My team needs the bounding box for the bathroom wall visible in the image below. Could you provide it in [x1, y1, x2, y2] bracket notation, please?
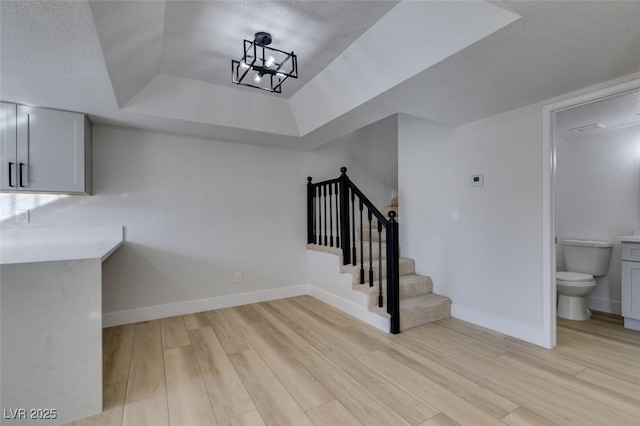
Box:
[555, 123, 640, 314]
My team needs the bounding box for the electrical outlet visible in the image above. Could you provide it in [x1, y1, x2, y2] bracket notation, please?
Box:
[234, 272, 243, 283]
[16, 209, 30, 224]
[451, 209, 460, 222]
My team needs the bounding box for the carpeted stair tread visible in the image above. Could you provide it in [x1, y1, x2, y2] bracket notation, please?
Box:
[343, 257, 415, 285]
[359, 205, 399, 240]
[355, 241, 388, 261]
[399, 293, 451, 331]
[369, 293, 452, 331]
[357, 228, 387, 242]
[307, 196, 451, 333]
[306, 243, 342, 255]
[365, 274, 433, 307]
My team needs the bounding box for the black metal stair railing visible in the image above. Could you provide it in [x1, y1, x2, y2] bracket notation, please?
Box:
[307, 167, 400, 334]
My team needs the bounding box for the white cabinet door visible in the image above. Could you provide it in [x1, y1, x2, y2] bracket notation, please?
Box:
[0, 102, 17, 190]
[622, 260, 640, 320]
[16, 105, 87, 193]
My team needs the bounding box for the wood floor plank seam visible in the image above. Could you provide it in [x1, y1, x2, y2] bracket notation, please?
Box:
[121, 324, 137, 407]
[189, 326, 256, 422]
[186, 329, 225, 425]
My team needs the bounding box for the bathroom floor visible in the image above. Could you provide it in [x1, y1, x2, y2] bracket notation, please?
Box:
[558, 310, 640, 347]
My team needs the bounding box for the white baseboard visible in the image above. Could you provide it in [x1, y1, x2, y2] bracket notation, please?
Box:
[452, 303, 552, 348]
[624, 317, 640, 331]
[309, 286, 390, 332]
[587, 296, 621, 315]
[102, 284, 310, 327]
[102, 282, 391, 332]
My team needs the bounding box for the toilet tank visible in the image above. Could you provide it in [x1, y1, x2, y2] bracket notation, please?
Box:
[562, 239, 613, 276]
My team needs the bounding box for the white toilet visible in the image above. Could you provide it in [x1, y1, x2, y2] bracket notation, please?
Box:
[557, 239, 612, 321]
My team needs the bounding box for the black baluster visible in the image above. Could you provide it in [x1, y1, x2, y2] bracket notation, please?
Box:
[339, 168, 350, 265]
[335, 182, 340, 248]
[359, 199, 364, 284]
[318, 186, 322, 245]
[351, 190, 356, 266]
[323, 184, 328, 246]
[313, 186, 320, 244]
[329, 184, 334, 247]
[307, 178, 315, 244]
[387, 211, 400, 334]
[368, 209, 373, 287]
[378, 221, 383, 308]
[317, 185, 321, 244]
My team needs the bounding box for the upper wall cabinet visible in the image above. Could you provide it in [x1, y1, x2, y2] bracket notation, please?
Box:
[0, 102, 92, 194]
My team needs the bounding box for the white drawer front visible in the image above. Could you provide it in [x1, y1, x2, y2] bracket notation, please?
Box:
[621, 243, 640, 262]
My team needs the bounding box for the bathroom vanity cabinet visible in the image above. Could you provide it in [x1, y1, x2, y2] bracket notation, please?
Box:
[621, 241, 640, 331]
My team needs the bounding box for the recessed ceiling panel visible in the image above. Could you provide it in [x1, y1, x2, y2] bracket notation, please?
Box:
[160, 0, 399, 97]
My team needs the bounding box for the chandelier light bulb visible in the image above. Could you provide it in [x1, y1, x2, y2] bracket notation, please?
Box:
[240, 61, 250, 70]
[265, 55, 276, 68]
[253, 72, 263, 83]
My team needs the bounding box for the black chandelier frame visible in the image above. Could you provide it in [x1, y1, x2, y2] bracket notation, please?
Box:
[231, 32, 298, 94]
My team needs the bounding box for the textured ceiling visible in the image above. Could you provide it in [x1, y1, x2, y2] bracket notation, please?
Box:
[1, 1, 639, 150]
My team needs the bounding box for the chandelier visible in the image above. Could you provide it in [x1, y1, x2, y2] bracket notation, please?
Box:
[231, 32, 298, 94]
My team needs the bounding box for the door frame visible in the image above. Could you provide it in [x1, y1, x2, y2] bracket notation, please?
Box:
[542, 76, 640, 348]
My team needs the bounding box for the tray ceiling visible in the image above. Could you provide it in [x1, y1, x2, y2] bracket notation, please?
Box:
[1, 1, 639, 150]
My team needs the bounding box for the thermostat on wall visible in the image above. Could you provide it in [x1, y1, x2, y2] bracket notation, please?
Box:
[471, 174, 484, 187]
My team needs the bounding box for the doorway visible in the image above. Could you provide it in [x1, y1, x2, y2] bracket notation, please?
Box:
[543, 77, 640, 348]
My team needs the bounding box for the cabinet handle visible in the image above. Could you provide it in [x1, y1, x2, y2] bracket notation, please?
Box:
[19, 162, 25, 187]
[8, 162, 15, 187]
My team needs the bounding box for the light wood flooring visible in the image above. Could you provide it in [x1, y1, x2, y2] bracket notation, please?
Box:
[68, 296, 640, 425]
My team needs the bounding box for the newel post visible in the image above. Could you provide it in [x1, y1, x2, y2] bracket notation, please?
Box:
[339, 167, 351, 265]
[307, 177, 315, 244]
[386, 210, 400, 334]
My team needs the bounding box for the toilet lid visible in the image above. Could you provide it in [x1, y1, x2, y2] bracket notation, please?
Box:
[556, 271, 594, 282]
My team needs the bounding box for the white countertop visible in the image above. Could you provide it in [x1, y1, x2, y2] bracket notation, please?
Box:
[619, 236, 640, 243]
[0, 226, 123, 265]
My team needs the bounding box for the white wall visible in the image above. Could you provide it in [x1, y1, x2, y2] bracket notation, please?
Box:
[310, 114, 398, 208]
[0, 119, 397, 324]
[399, 106, 547, 345]
[556, 124, 640, 314]
[2, 126, 310, 318]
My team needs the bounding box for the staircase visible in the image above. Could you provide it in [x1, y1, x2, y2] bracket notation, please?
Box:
[307, 169, 451, 333]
